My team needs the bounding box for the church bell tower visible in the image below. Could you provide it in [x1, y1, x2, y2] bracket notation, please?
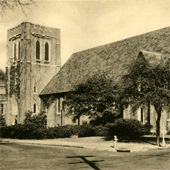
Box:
[6, 22, 61, 125]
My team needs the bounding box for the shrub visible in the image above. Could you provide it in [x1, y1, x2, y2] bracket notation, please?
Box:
[31, 128, 48, 139]
[142, 123, 153, 135]
[46, 125, 95, 138]
[1, 124, 25, 139]
[45, 127, 58, 139]
[93, 125, 108, 136]
[54, 126, 73, 138]
[77, 124, 95, 137]
[3, 117, 148, 139]
[106, 119, 144, 141]
[1, 124, 95, 139]
[24, 111, 47, 129]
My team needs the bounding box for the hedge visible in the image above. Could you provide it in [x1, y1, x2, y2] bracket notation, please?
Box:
[0, 124, 98, 139]
[0, 119, 150, 140]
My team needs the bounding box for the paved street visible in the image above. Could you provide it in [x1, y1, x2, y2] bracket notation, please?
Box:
[0, 142, 170, 170]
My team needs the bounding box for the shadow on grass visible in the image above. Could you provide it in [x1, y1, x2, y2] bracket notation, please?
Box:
[0, 142, 15, 145]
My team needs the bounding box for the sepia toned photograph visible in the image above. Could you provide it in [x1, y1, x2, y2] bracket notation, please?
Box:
[0, 0, 170, 169]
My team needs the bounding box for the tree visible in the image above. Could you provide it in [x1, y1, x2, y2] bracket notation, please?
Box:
[89, 108, 119, 126]
[0, 0, 34, 15]
[120, 56, 169, 146]
[65, 73, 120, 125]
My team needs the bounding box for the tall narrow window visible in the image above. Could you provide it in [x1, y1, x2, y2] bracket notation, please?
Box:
[45, 42, 49, 61]
[147, 102, 150, 124]
[18, 42, 20, 60]
[14, 43, 16, 61]
[0, 104, 4, 115]
[36, 41, 40, 60]
[141, 108, 143, 123]
[58, 98, 60, 112]
[33, 104, 36, 113]
[33, 86, 37, 94]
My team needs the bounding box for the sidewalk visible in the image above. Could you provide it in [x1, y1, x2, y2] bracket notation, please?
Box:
[1, 136, 170, 152]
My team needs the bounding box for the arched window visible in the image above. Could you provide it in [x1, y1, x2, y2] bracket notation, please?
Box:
[14, 43, 16, 61]
[18, 42, 20, 60]
[45, 42, 49, 61]
[36, 41, 40, 60]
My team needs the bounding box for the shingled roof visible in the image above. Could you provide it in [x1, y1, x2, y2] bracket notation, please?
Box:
[40, 27, 170, 95]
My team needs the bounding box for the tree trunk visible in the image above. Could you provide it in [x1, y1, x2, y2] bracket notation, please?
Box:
[156, 108, 161, 146]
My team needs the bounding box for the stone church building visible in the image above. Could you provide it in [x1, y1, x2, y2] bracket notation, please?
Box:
[3, 22, 170, 133]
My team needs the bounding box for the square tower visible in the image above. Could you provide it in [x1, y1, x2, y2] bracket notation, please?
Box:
[6, 22, 61, 125]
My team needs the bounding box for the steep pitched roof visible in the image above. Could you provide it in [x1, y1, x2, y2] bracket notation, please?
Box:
[40, 27, 170, 95]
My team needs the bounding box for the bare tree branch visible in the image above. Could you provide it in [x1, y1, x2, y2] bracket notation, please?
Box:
[0, 0, 35, 16]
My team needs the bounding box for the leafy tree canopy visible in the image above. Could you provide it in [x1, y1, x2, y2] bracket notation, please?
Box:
[121, 56, 170, 145]
[122, 56, 169, 112]
[65, 72, 120, 124]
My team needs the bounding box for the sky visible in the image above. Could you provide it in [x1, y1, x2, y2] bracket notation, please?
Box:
[0, 0, 170, 71]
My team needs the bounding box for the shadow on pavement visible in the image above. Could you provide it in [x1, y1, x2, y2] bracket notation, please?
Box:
[67, 155, 104, 170]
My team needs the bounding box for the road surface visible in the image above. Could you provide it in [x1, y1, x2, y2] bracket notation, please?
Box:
[0, 142, 169, 170]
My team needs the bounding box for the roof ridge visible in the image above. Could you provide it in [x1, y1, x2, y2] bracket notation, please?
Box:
[40, 26, 170, 95]
[73, 26, 170, 55]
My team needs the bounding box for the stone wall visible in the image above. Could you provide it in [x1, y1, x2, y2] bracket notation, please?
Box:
[123, 104, 170, 133]
[45, 97, 90, 127]
[46, 98, 74, 127]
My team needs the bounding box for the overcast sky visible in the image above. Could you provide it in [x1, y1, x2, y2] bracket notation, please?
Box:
[0, 0, 170, 70]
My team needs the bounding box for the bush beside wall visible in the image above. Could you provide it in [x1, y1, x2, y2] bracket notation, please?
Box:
[0, 124, 108, 139]
[105, 119, 151, 141]
[0, 124, 95, 139]
[0, 116, 150, 140]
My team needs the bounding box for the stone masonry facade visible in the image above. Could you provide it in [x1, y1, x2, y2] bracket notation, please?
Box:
[4, 23, 170, 133]
[6, 22, 60, 125]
